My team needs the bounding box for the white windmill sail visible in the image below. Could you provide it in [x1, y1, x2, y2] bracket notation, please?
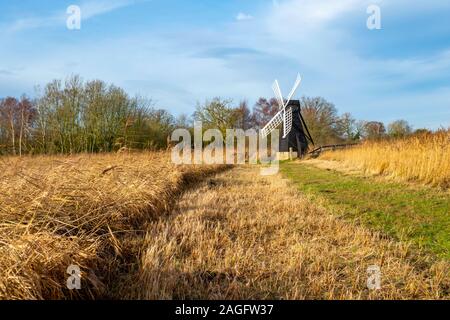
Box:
[261, 73, 302, 139]
[286, 73, 301, 103]
[283, 106, 293, 138]
[261, 110, 283, 138]
[272, 80, 284, 111]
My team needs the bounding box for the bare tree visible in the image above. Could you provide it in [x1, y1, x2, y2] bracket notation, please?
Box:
[300, 96, 342, 145]
[193, 98, 238, 136]
[337, 112, 358, 142]
[252, 98, 279, 129]
[363, 121, 386, 140]
[174, 113, 192, 129]
[388, 120, 412, 138]
[0, 97, 19, 155]
[234, 100, 254, 130]
[17, 96, 35, 156]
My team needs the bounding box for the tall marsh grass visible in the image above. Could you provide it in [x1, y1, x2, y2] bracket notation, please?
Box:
[0, 152, 224, 299]
[320, 130, 450, 188]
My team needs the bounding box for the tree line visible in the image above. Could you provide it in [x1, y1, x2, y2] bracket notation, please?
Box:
[0, 75, 177, 155]
[194, 96, 423, 146]
[0, 75, 427, 156]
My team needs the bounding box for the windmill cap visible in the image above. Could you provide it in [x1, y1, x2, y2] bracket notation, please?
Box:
[287, 100, 300, 106]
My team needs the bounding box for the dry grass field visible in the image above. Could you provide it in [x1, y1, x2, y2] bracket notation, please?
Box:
[0, 152, 225, 299]
[0, 149, 448, 300]
[129, 166, 448, 299]
[319, 130, 450, 188]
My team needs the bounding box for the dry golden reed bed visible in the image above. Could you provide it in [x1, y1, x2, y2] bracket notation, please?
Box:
[131, 166, 448, 299]
[1, 151, 448, 300]
[319, 130, 450, 188]
[0, 152, 224, 299]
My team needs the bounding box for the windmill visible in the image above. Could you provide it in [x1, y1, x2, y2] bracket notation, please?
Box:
[260, 74, 314, 157]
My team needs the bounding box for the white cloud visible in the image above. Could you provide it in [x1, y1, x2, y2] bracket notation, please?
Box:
[236, 12, 254, 21]
[4, 0, 140, 33]
[270, 0, 363, 29]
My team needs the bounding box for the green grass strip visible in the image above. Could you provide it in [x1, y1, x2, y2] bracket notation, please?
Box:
[281, 161, 450, 260]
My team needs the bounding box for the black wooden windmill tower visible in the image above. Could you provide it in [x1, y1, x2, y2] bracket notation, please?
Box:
[260, 74, 314, 157]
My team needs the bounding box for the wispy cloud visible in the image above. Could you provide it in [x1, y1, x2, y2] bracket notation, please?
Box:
[196, 47, 263, 59]
[236, 12, 253, 21]
[0, 69, 14, 76]
[79, 0, 139, 20]
[5, 0, 140, 33]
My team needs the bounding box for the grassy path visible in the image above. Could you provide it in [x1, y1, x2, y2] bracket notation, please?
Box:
[281, 161, 450, 260]
[131, 166, 448, 299]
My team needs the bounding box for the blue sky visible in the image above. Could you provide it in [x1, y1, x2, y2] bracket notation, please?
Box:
[1, 0, 449, 129]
